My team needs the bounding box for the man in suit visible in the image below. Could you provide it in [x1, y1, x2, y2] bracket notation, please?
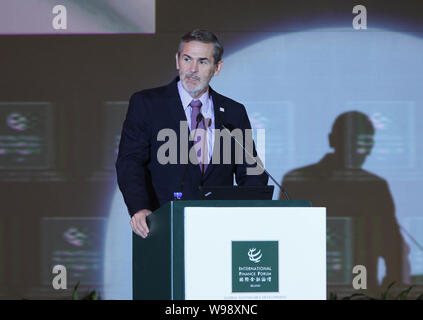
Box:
[116, 29, 268, 238]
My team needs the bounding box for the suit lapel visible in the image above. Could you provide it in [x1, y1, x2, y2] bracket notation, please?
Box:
[165, 76, 188, 125]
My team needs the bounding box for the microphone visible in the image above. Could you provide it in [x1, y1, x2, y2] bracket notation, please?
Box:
[216, 113, 291, 200]
[206, 118, 212, 128]
[175, 113, 204, 200]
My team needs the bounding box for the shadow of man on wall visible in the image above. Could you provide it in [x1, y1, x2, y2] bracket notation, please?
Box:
[280, 111, 410, 294]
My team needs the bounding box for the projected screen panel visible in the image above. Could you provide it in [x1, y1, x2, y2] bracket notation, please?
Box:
[345, 101, 416, 170]
[41, 218, 107, 287]
[213, 29, 423, 177]
[102, 27, 423, 297]
[0, 0, 155, 35]
[242, 101, 295, 171]
[0, 102, 53, 170]
[102, 102, 128, 171]
[210, 29, 423, 289]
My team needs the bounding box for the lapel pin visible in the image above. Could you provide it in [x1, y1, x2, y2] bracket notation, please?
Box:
[220, 107, 225, 112]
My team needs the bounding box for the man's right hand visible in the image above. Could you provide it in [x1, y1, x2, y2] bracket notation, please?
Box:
[130, 209, 152, 238]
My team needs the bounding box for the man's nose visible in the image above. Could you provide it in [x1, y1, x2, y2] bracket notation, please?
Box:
[190, 60, 199, 73]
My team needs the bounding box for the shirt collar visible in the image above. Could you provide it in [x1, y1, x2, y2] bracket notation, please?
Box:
[177, 80, 211, 113]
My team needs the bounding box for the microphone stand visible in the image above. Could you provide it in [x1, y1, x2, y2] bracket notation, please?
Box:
[221, 123, 291, 201]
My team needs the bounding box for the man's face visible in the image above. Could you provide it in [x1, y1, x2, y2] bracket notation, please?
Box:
[176, 41, 223, 98]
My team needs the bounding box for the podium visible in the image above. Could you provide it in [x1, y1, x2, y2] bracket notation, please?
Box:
[133, 200, 326, 300]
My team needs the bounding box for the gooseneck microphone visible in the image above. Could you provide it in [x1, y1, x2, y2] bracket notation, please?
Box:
[175, 113, 204, 200]
[217, 114, 291, 201]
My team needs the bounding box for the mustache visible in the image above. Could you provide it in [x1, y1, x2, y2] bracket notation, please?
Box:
[185, 73, 200, 80]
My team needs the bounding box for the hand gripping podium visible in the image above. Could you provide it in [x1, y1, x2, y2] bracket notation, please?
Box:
[133, 200, 326, 300]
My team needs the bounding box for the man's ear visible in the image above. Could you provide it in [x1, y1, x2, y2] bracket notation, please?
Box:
[175, 52, 180, 70]
[214, 60, 223, 76]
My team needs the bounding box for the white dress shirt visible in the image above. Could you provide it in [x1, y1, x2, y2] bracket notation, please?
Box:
[177, 80, 215, 163]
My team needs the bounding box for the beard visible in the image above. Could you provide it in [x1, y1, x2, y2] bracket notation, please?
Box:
[180, 71, 213, 97]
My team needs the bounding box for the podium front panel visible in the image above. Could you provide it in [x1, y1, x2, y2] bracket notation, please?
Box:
[184, 206, 326, 300]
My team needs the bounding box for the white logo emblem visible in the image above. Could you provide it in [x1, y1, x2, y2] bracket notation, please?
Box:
[248, 248, 262, 263]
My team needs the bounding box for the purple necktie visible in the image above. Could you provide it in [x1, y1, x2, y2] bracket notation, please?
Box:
[190, 99, 209, 175]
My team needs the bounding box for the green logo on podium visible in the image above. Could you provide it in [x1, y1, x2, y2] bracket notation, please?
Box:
[232, 241, 279, 292]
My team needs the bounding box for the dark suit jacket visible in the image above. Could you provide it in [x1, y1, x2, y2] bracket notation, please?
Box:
[116, 76, 268, 216]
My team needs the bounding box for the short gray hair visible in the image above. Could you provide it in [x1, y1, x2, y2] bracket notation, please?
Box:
[178, 29, 224, 65]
